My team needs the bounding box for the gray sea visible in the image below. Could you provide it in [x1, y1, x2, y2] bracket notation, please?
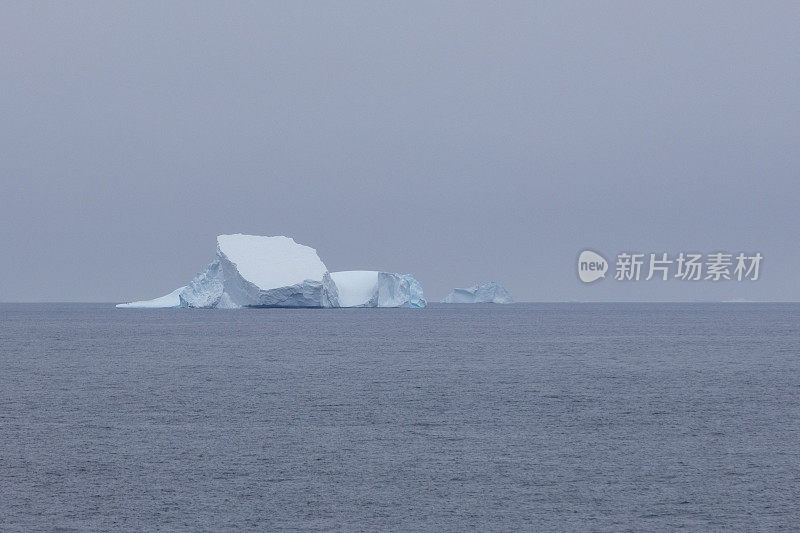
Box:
[1, 303, 799, 531]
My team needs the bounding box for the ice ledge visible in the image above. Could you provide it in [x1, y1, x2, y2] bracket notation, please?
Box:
[116, 286, 186, 308]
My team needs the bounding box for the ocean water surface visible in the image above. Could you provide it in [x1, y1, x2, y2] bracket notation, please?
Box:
[1, 303, 799, 530]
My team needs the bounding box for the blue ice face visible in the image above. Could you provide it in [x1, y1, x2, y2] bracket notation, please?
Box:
[401, 274, 427, 308]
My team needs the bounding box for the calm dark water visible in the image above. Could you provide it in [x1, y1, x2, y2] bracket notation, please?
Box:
[1, 303, 799, 531]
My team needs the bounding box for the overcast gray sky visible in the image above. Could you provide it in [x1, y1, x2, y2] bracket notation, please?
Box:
[1, 1, 798, 302]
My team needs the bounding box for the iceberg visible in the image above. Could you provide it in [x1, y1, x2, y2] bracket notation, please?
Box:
[329, 271, 427, 308]
[179, 234, 337, 308]
[116, 234, 427, 310]
[442, 282, 513, 304]
[116, 286, 186, 309]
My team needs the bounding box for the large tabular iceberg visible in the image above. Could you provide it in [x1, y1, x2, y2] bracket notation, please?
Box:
[442, 282, 513, 304]
[330, 271, 426, 308]
[180, 234, 337, 308]
[117, 234, 426, 309]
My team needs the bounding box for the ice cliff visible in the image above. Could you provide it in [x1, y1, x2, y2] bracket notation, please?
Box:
[117, 234, 426, 309]
[442, 282, 513, 304]
[179, 234, 337, 308]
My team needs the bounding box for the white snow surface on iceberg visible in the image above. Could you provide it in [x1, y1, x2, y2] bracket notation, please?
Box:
[116, 286, 186, 308]
[442, 282, 513, 304]
[330, 271, 427, 308]
[217, 234, 328, 290]
[179, 234, 337, 308]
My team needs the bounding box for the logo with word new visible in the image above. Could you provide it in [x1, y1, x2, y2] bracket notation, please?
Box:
[578, 250, 608, 283]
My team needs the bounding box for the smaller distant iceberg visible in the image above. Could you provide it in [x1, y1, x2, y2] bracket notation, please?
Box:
[116, 286, 186, 309]
[442, 282, 513, 304]
[330, 271, 427, 308]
